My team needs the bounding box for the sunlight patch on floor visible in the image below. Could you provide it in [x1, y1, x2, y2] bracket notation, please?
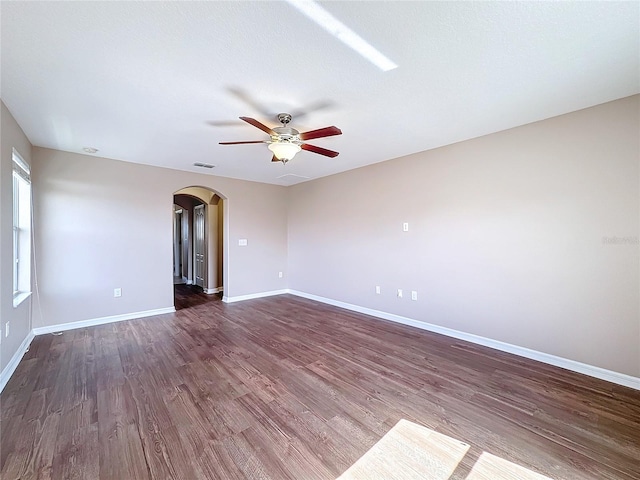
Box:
[466, 452, 553, 480]
[337, 419, 554, 480]
[337, 419, 470, 480]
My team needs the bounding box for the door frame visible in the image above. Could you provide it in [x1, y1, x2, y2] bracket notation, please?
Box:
[193, 203, 206, 288]
[173, 186, 229, 300]
[173, 208, 183, 278]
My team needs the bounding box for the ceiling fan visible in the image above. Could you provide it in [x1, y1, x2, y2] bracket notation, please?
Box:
[219, 113, 342, 164]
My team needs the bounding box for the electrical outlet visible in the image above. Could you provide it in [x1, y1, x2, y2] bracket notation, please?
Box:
[403, 222, 409, 232]
[114, 288, 122, 298]
[397, 289, 403, 298]
[5, 321, 9, 338]
[278, 271, 283, 278]
[411, 290, 418, 301]
[375, 286, 381, 294]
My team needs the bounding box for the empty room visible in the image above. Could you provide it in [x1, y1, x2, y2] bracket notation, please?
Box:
[1, 1, 639, 479]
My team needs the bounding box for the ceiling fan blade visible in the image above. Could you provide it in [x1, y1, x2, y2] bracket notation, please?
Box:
[301, 143, 339, 158]
[289, 100, 334, 120]
[228, 87, 272, 117]
[271, 155, 280, 162]
[239, 117, 275, 135]
[299, 126, 342, 141]
[219, 140, 266, 145]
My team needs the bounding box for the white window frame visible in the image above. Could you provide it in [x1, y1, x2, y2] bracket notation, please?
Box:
[12, 148, 32, 307]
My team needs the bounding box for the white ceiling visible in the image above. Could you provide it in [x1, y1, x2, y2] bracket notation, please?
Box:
[1, 1, 638, 186]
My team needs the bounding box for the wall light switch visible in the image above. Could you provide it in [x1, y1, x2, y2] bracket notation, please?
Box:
[114, 288, 122, 298]
[375, 286, 381, 294]
[403, 222, 409, 232]
[5, 321, 9, 338]
[238, 239, 248, 246]
[278, 271, 283, 278]
[397, 289, 403, 298]
[411, 290, 418, 301]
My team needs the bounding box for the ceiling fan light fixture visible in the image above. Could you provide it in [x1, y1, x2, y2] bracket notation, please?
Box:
[220, 114, 341, 161]
[268, 142, 301, 162]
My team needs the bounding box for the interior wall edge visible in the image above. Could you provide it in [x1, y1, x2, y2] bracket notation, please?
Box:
[203, 287, 223, 294]
[31, 306, 175, 336]
[0, 330, 35, 394]
[222, 289, 289, 303]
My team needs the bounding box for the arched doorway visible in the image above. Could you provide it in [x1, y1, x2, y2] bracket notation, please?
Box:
[172, 186, 227, 308]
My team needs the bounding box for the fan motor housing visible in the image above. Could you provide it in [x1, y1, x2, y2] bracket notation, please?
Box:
[272, 126, 301, 144]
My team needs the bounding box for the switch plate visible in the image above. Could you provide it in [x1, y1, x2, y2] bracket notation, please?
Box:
[278, 271, 283, 278]
[375, 286, 381, 294]
[411, 290, 418, 301]
[238, 238, 248, 246]
[114, 288, 122, 298]
[397, 289, 403, 298]
[5, 321, 9, 338]
[403, 222, 409, 232]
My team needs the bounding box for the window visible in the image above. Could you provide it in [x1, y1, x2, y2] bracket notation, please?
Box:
[12, 148, 31, 307]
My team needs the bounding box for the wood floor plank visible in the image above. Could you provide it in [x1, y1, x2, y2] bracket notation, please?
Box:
[0, 415, 23, 471]
[96, 384, 150, 480]
[52, 423, 98, 480]
[1, 284, 639, 479]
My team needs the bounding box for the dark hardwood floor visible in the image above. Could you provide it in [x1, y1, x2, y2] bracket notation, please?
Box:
[1, 286, 639, 479]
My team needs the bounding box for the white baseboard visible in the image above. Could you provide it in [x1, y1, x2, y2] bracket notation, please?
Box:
[222, 289, 289, 303]
[32, 307, 176, 336]
[287, 290, 640, 391]
[6, 290, 637, 393]
[0, 330, 35, 394]
[204, 287, 223, 294]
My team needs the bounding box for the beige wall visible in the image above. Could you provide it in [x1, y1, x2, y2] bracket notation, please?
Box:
[1, 102, 33, 374]
[31, 148, 288, 328]
[288, 95, 640, 377]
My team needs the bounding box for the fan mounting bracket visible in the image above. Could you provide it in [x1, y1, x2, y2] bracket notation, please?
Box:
[277, 113, 292, 126]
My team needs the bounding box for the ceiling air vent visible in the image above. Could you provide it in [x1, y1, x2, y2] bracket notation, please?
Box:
[193, 162, 215, 169]
[276, 173, 311, 184]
